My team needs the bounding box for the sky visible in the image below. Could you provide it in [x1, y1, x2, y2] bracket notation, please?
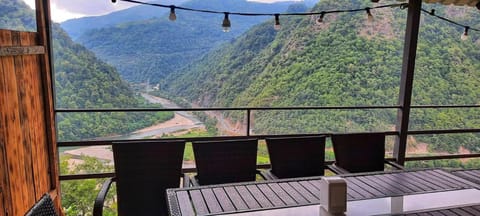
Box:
[22, 0, 303, 22]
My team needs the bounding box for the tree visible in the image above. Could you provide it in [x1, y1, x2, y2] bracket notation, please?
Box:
[60, 155, 117, 216]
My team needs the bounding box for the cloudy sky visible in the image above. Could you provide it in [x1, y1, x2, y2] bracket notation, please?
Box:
[22, 0, 302, 22]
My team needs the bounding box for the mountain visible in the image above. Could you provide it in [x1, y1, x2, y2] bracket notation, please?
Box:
[1, 0, 173, 141]
[60, 0, 189, 40]
[165, 0, 480, 152]
[68, 0, 310, 83]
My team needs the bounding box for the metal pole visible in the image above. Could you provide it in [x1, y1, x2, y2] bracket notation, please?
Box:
[394, 0, 422, 165]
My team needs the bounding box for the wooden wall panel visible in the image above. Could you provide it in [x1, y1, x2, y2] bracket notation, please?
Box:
[1, 30, 34, 215]
[0, 31, 13, 216]
[19, 31, 52, 200]
[0, 28, 59, 215]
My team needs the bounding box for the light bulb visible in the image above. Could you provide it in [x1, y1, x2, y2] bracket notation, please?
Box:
[169, 6, 176, 21]
[366, 8, 374, 23]
[461, 26, 469, 41]
[222, 13, 231, 32]
[316, 12, 325, 24]
[274, 14, 281, 31]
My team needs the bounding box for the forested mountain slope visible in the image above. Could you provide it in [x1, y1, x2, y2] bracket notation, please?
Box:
[72, 0, 309, 83]
[165, 0, 480, 152]
[1, 0, 172, 141]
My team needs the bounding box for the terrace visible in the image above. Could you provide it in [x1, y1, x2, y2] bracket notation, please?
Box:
[1, 0, 480, 215]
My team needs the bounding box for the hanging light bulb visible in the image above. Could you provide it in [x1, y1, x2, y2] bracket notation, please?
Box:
[366, 7, 374, 23]
[274, 14, 281, 31]
[169, 5, 177, 21]
[316, 12, 325, 24]
[461, 26, 470, 41]
[222, 12, 231, 32]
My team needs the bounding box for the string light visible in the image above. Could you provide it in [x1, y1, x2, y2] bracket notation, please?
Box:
[222, 12, 231, 32]
[169, 5, 176, 21]
[366, 7, 374, 22]
[109, 0, 479, 40]
[461, 26, 469, 41]
[421, 8, 479, 42]
[274, 14, 281, 31]
[316, 12, 325, 24]
[110, 0, 406, 31]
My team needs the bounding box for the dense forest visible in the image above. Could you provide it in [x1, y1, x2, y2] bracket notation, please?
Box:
[69, 0, 312, 83]
[1, 0, 174, 141]
[164, 0, 480, 154]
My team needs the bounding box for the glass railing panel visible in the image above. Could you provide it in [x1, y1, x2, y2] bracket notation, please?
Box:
[250, 109, 398, 135]
[406, 133, 480, 158]
[409, 107, 480, 131]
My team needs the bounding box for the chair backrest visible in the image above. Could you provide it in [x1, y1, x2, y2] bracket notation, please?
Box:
[266, 136, 326, 178]
[113, 140, 185, 216]
[331, 133, 385, 173]
[193, 139, 258, 185]
[25, 193, 58, 216]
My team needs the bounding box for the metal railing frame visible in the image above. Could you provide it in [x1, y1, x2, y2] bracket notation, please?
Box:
[57, 104, 480, 181]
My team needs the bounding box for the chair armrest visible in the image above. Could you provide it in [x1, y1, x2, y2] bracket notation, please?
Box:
[327, 164, 351, 174]
[183, 173, 191, 187]
[385, 160, 404, 170]
[93, 177, 115, 216]
[258, 170, 278, 180]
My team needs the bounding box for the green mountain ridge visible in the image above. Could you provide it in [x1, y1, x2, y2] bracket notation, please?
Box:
[165, 0, 480, 153]
[73, 0, 311, 83]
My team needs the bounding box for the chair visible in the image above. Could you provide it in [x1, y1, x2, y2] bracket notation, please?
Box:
[263, 136, 326, 179]
[330, 133, 403, 174]
[189, 138, 262, 186]
[93, 140, 186, 216]
[25, 193, 58, 216]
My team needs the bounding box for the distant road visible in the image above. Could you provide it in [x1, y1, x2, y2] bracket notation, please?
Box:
[141, 93, 202, 125]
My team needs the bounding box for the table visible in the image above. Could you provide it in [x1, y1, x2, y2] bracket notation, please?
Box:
[166, 169, 480, 216]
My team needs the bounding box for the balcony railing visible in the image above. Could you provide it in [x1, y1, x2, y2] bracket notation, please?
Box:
[56, 104, 480, 181]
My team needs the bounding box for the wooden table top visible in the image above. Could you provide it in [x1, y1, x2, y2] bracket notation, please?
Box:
[166, 169, 480, 216]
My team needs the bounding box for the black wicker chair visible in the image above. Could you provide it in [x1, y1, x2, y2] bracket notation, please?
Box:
[93, 140, 186, 216]
[25, 193, 58, 216]
[330, 132, 403, 174]
[263, 136, 326, 179]
[188, 138, 264, 186]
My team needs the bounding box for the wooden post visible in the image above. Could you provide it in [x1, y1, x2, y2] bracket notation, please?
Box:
[394, 0, 422, 165]
[36, 0, 62, 213]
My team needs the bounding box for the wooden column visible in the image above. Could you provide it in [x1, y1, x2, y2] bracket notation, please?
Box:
[394, 0, 422, 165]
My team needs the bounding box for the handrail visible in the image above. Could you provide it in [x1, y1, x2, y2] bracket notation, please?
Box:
[55, 105, 401, 113]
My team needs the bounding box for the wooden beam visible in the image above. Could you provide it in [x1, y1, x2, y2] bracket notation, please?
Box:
[0, 46, 45, 56]
[36, 0, 61, 213]
[394, 0, 422, 165]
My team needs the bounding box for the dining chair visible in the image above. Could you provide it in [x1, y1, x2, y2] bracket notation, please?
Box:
[25, 193, 59, 216]
[189, 138, 262, 186]
[330, 132, 403, 174]
[93, 140, 186, 216]
[263, 136, 326, 179]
